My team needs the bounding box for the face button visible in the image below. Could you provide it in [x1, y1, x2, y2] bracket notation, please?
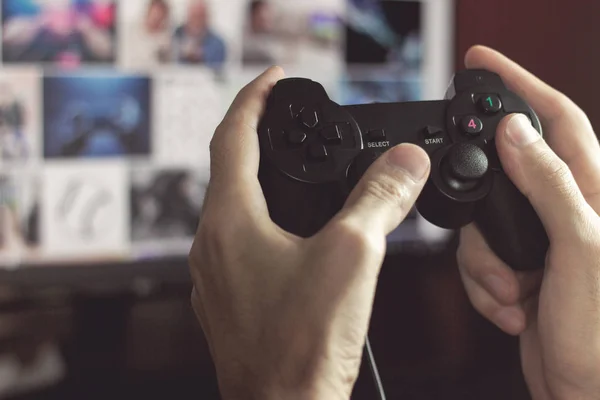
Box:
[441, 143, 489, 191]
[286, 129, 307, 145]
[290, 104, 304, 119]
[478, 94, 502, 114]
[308, 143, 328, 161]
[301, 108, 319, 128]
[321, 125, 342, 145]
[423, 126, 443, 137]
[461, 115, 484, 136]
[367, 129, 386, 141]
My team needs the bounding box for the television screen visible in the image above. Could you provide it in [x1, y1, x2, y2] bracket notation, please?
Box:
[0, 0, 454, 271]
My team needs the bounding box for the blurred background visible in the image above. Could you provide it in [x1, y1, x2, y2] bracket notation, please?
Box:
[0, 0, 597, 399]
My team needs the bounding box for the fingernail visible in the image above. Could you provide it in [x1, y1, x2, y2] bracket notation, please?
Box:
[505, 114, 540, 147]
[495, 307, 525, 334]
[387, 145, 430, 181]
[483, 274, 511, 302]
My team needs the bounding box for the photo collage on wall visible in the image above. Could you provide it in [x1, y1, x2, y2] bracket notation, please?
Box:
[0, 0, 431, 268]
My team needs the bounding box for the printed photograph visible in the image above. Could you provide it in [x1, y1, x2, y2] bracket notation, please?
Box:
[345, 0, 422, 69]
[339, 70, 422, 105]
[241, 0, 344, 70]
[153, 70, 221, 169]
[1, 0, 117, 66]
[0, 171, 41, 267]
[120, 0, 245, 71]
[131, 166, 206, 257]
[43, 73, 152, 159]
[0, 174, 21, 266]
[41, 161, 130, 260]
[0, 69, 42, 164]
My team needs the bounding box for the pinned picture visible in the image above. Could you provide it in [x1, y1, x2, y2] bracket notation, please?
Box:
[131, 166, 206, 257]
[43, 73, 152, 159]
[152, 70, 221, 169]
[345, 0, 422, 68]
[0, 69, 42, 164]
[1, 0, 118, 66]
[41, 161, 129, 260]
[0, 170, 42, 267]
[241, 0, 344, 71]
[120, 0, 245, 71]
[339, 72, 421, 105]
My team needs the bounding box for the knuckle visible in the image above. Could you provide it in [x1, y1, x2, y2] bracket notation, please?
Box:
[190, 214, 232, 266]
[551, 92, 593, 127]
[550, 93, 578, 118]
[362, 176, 408, 210]
[331, 221, 385, 257]
[536, 151, 577, 195]
[190, 288, 201, 310]
[209, 128, 227, 174]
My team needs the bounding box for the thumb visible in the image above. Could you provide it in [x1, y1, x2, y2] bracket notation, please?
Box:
[332, 144, 430, 237]
[497, 114, 592, 239]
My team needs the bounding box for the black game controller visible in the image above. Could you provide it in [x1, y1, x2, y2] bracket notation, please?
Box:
[257, 70, 549, 271]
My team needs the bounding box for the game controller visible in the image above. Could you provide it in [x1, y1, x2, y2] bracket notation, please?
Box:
[257, 70, 549, 271]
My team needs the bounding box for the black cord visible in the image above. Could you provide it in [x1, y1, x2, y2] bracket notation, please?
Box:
[366, 335, 387, 400]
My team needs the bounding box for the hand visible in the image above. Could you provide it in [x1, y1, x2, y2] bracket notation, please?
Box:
[189, 67, 431, 399]
[457, 46, 600, 400]
[182, 40, 203, 62]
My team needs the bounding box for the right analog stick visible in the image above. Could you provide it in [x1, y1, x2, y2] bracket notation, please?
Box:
[441, 143, 489, 192]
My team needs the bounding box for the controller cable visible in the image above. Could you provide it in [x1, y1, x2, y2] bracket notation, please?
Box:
[366, 335, 387, 400]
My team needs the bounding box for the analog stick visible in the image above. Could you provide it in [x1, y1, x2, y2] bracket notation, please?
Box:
[441, 143, 489, 191]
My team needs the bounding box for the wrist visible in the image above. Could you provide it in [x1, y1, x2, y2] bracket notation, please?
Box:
[219, 382, 349, 400]
[216, 366, 351, 400]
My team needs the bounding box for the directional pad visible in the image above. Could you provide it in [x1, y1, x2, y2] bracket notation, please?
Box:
[320, 125, 342, 145]
[308, 143, 328, 161]
[286, 129, 307, 145]
[290, 104, 304, 119]
[301, 108, 319, 128]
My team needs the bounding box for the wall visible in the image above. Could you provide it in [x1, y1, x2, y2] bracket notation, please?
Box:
[456, 0, 600, 130]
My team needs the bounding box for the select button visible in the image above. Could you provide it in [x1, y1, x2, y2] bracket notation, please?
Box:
[367, 129, 386, 141]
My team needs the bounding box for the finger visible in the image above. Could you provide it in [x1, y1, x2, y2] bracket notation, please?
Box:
[209, 66, 285, 190]
[332, 144, 430, 237]
[495, 114, 595, 239]
[465, 45, 600, 208]
[463, 278, 526, 336]
[515, 270, 544, 302]
[458, 224, 542, 305]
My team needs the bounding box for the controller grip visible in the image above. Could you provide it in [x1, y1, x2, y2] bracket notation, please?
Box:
[258, 160, 346, 238]
[474, 172, 549, 270]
